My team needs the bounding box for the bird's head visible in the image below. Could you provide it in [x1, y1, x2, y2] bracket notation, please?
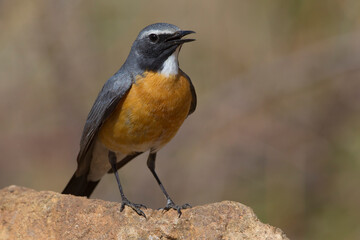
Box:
[128, 23, 195, 76]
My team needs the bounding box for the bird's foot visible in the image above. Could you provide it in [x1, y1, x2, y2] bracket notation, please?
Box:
[120, 197, 147, 218]
[159, 199, 191, 217]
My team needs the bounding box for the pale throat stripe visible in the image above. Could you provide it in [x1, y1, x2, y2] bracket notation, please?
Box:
[159, 47, 180, 76]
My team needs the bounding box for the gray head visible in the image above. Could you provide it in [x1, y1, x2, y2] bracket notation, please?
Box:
[126, 23, 195, 75]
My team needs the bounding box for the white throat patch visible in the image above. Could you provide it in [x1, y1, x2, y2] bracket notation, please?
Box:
[159, 47, 180, 76]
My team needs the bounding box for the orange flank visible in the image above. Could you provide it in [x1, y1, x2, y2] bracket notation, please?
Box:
[98, 71, 192, 154]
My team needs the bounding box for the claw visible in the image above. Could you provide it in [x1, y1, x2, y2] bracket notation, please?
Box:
[181, 203, 191, 209]
[120, 198, 147, 218]
[161, 200, 191, 217]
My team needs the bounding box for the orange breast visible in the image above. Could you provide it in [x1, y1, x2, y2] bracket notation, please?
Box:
[98, 71, 192, 154]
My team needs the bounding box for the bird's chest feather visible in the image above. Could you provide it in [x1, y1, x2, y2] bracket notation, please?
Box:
[98, 71, 192, 153]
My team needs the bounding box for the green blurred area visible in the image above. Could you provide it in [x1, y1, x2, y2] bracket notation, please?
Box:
[1, 1, 360, 239]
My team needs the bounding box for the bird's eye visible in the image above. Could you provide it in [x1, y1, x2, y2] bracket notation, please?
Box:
[149, 34, 159, 43]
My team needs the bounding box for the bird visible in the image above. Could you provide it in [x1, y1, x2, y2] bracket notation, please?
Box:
[62, 23, 197, 217]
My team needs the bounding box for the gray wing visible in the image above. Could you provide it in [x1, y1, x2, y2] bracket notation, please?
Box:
[76, 70, 133, 176]
[180, 69, 197, 115]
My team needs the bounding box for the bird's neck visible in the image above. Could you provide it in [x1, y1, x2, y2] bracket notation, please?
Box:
[159, 47, 180, 77]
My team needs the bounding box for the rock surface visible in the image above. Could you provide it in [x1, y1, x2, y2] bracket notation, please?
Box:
[0, 186, 288, 240]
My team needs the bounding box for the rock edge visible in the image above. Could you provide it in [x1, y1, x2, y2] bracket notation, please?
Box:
[0, 185, 288, 240]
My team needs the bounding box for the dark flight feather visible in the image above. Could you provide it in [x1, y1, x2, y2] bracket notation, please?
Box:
[75, 69, 134, 176]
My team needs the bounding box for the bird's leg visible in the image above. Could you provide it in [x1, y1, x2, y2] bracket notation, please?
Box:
[108, 151, 147, 217]
[147, 152, 191, 217]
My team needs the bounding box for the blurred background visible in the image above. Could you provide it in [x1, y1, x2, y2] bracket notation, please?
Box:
[1, 0, 360, 239]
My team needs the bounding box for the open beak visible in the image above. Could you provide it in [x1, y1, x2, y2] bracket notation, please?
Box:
[165, 30, 196, 44]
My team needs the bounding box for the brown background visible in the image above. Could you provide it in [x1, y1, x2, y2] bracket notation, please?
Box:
[1, 1, 360, 239]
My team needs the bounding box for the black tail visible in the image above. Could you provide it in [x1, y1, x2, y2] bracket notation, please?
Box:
[62, 172, 100, 198]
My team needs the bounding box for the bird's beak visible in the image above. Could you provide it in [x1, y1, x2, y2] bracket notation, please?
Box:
[165, 30, 196, 44]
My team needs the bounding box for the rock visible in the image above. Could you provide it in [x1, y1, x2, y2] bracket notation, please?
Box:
[0, 186, 288, 240]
